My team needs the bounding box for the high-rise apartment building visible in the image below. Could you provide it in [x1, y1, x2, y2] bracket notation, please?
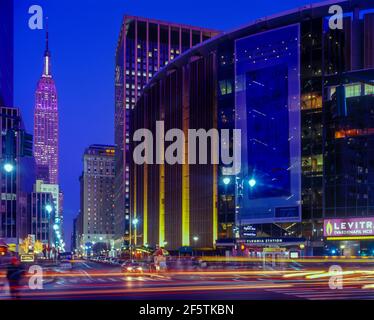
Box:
[114, 15, 219, 249]
[79, 145, 115, 253]
[34, 29, 59, 185]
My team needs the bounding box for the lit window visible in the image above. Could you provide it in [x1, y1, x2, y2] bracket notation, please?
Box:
[219, 80, 233, 96]
[301, 93, 322, 110]
[345, 84, 361, 98]
[365, 84, 374, 96]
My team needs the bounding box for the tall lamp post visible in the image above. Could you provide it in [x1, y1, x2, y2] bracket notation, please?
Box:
[45, 204, 53, 257]
[221, 175, 257, 239]
[193, 236, 199, 257]
[131, 217, 139, 259]
[222, 177, 231, 238]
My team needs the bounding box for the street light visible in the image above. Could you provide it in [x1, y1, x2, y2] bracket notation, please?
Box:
[45, 204, 53, 214]
[248, 178, 257, 188]
[192, 236, 199, 257]
[132, 218, 139, 226]
[222, 177, 231, 185]
[3, 163, 14, 173]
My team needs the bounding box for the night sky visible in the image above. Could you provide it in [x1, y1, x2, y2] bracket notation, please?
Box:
[14, 0, 322, 248]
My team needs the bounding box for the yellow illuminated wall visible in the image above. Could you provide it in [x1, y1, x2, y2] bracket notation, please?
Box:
[143, 164, 148, 245]
[212, 67, 218, 248]
[213, 164, 218, 248]
[159, 164, 165, 246]
[182, 68, 190, 246]
[182, 159, 190, 246]
[133, 169, 137, 246]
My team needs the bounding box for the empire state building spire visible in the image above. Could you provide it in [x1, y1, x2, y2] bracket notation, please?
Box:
[43, 18, 51, 77]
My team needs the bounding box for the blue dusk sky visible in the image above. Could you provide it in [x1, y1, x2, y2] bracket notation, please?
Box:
[14, 0, 322, 247]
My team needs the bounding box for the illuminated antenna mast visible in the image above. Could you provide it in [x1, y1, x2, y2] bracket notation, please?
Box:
[43, 17, 51, 76]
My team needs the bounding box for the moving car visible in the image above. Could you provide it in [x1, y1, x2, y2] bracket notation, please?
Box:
[121, 260, 147, 273]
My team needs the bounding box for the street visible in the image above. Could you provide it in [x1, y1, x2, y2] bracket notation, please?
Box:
[2, 259, 374, 300]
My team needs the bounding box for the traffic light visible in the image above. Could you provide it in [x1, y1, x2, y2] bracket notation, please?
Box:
[240, 244, 245, 251]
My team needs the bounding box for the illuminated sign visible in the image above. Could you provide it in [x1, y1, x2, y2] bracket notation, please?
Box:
[240, 225, 256, 238]
[289, 251, 299, 259]
[324, 218, 374, 238]
[238, 237, 305, 245]
[263, 248, 286, 253]
[20, 254, 35, 263]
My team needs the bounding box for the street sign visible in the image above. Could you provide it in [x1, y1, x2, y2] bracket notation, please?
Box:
[240, 225, 257, 238]
[238, 237, 306, 245]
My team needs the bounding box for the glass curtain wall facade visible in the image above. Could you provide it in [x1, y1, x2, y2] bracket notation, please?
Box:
[234, 25, 301, 226]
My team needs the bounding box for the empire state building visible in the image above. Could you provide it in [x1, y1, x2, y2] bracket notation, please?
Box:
[34, 28, 59, 184]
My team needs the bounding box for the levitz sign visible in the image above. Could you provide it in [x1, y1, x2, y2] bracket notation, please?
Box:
[324, 218, 374, 237]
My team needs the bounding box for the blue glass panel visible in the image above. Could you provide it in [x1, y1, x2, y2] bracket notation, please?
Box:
[235, 24, 301, 224]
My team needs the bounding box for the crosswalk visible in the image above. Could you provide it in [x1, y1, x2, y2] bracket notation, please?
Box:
[267, 286, 374, 300]
[54, 274, 172, 286]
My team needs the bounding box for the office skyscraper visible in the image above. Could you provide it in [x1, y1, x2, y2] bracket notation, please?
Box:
[34, 27, 59, 185]
[79, 145, 115, 254]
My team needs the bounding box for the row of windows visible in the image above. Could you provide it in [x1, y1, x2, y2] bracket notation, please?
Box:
[329, 83, 374, 100]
